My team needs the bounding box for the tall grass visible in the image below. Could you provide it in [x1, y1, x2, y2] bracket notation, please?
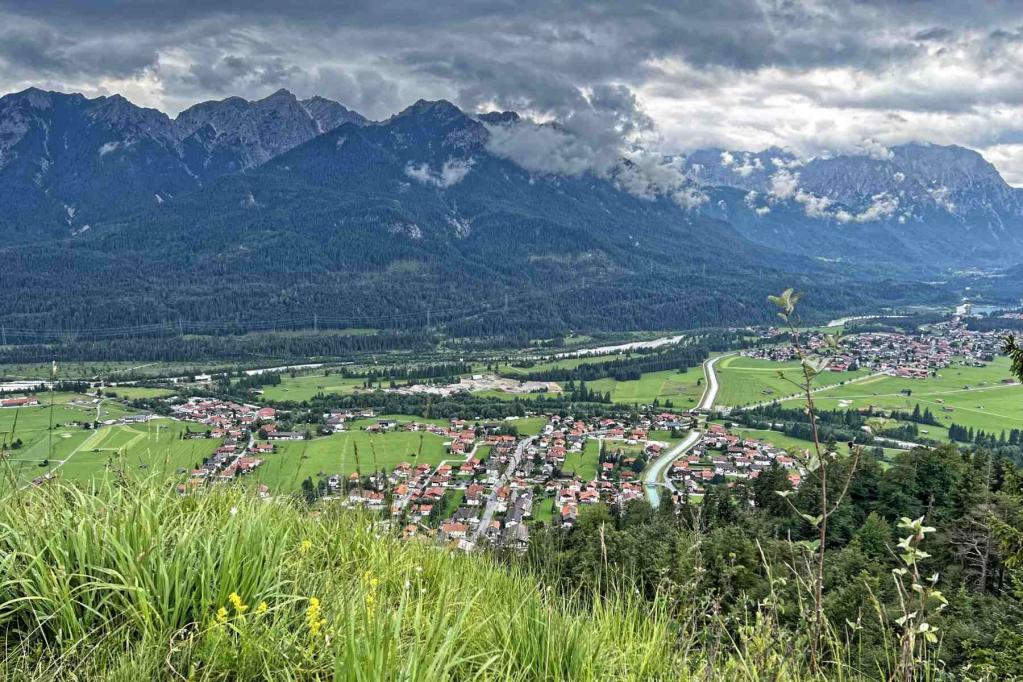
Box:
[3, 477, 933, 680]
[0, 479, 707, 680]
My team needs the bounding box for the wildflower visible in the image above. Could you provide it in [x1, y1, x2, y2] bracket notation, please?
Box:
[306, 597, 326, 638]
[215, 606, 229, 624]
[229, 507, 238, 515]
[229, 592, 248, 614]
[300, 539, 313, 554]
[256, 601, 269, 615]
[362, 571, 380, 615]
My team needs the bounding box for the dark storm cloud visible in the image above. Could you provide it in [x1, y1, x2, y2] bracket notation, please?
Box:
[4, 0, 1023, 182]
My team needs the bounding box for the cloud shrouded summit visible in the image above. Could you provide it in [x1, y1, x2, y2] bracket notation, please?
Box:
[3, 1, 1023, 183]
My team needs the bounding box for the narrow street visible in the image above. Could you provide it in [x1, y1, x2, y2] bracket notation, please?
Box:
[472, 436, 534, 542]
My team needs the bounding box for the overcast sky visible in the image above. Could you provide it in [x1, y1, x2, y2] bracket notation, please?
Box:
[3, 1, 1023, 183]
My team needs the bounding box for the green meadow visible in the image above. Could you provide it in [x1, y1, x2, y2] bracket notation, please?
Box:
[0, 392, 131, 456]
[562, 440, 602, 479]
[253, 429, 452, 491]
[3, 419, 223, 489]
[714, 355, 872, 407]
[256, 373, 370, 401]
[587, 366, 706, 406]
[102, 386, 177, 399]
[810, 357, 1023, 434]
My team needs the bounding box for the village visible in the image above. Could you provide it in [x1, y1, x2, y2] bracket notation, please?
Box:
[149, 391, 818, 552]
[665, 422, 804, 497]
[149, 395, 718, 550]
[742, 320, 1002, 378]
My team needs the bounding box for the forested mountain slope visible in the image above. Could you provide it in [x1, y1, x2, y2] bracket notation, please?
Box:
[0, 98, 945, 337]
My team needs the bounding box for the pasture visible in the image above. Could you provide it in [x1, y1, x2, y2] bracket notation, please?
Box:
[811, 357, 1023, 434]
[0, 393, 132, 450]
[561, 439, 601, 479]
[256, 373, 369, 402]
[3, 419, 223, 489]
[588, 366, 706, 406]
[713, 355, 872, 407]
[253, 429, 452, 491]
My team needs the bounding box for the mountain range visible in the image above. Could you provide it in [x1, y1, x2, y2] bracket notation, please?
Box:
[0, 87, 1011, 339]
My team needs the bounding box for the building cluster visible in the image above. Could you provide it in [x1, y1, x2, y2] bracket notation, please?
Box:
[666, 423, 804, 495]
[743, 322, 1002, 378]
[337, 411, 699, 551]
[171, 397, 278, 495]
[0, 395, 40, 408]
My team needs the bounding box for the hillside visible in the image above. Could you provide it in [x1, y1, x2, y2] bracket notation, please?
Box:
[0, 94, 952, 339]
[0, 479, 770, 680]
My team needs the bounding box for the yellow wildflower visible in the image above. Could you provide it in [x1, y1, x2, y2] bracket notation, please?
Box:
[256, 601, 269, 615]
[215, 606, 229, 624]
[306, 596, 326, 638]
[300, 539, 313, 554]
[228, 592, 248, 614]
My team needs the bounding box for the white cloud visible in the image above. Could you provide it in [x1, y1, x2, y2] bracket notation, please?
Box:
[927, 186, 956, 212]
[768, 169, 799, 200]
[835, 193, 900, 223]
[794, 189, 832, 218]
[485, 118, 708, 210]
[404, 157, 474, 188]
[731, 155, 762, 177]
[672, 185, 709, 209]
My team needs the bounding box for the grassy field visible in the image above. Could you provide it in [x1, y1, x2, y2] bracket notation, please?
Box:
[103, 386, 177, 399]
[531, 495, 557, 524]
[718, 424, 908, 464]
[506, 416, 549, 435]
[257, 373, 369, 402]
[561, 439, 602, 479]
[714, 355, 872, 407]
[587, 366, 706, 406]
[254, 430, 452, 491]
[810, 357, 1023, 434]
[0, 388, 135, 474]
[3, 419, 223, 489]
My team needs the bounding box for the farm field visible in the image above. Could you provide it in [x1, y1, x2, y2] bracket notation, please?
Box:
[497, 353, 627, 377]
[256, 373, 369, 402]
[587, 365, 706, 406]
[562, 439, 602, 479]
[811, 357, 1023, 434]
[505, 416, 549, 435]
[254, 430, 452, 492]
[104, 386, 177, 399]
[714, 355, 872, 407]
[4, 419, 223, 489]
[0, 393, 132, 446]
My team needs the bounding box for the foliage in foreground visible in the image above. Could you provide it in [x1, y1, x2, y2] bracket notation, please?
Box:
[0, 478, 799, 681]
